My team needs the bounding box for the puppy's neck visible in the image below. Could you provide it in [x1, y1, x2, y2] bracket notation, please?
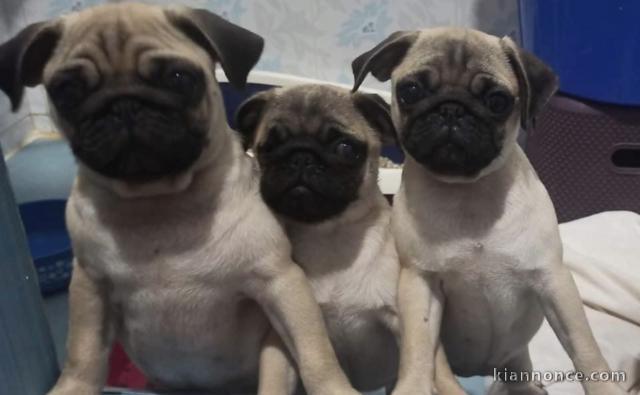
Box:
[285, 180, 389, 235]
[76, 126, 255, 206]
[402, 145, 530, 215]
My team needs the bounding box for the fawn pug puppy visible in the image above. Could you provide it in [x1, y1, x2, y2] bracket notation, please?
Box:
[352, 28, 624, 395]
[0, 4, 360, 395]
[236, 84, 401, 393]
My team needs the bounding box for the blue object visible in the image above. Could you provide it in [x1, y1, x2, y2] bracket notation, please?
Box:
[18, 199, 73, 295]
[0, 147, 59, 395]
[221, 82, 274, 130]
[519, 0, 640, 106]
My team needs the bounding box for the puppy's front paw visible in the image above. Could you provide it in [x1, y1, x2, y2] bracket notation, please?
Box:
[585, 382, 628, 395]
[488, 380, 547, 395]
[392, 380, 435, 395]
[47, 377, 101, 395]
[315, 388, 361, 395]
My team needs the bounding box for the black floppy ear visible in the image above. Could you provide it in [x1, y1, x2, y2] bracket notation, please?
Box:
[500, 36, 558, 130]
[352, 92, 397, 146]
[351, 31, 418, 92]
[166, 8, 264, 89]
[235, 90, 274, 150]
[0, 21, 62, 111]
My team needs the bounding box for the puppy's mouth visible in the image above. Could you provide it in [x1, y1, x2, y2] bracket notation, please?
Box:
[286, 184, 315, 199]
[71, 96, 208, 182]
[403, 101, 504, 177]
[262, 176, 353, 223]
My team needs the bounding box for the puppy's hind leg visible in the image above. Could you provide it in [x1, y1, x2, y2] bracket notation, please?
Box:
[488, 348, 547, 395]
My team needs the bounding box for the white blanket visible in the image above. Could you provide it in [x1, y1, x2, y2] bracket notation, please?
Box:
[529, 211, 640, 394]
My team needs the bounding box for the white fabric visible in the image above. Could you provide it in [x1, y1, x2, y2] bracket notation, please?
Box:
[529, 211, 640, 394]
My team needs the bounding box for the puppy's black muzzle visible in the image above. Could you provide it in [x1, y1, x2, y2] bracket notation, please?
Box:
[403, 101, 503, 177]
[287, 150, 318, 171]
[71, 97, 207, 182]
[258, 139, 363, 223]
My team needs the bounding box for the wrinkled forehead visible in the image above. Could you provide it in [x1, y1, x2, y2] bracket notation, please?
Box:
[394, 29, 516, 90]
[45, 4, 206, 81]
[62, 4, 169, 43]
[258, 86, 368, 141]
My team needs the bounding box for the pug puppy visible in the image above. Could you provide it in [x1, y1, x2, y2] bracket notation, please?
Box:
[235, 85, 401, 394]
[352, 28, 624, 395]
[0, 4, 360, 395]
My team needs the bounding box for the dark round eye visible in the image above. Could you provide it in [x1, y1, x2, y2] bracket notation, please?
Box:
[164, 68, 197, 94]
[48, 77, 87, 112]
[397, 81, 425, 106]
[335, 141, 359, 161]
[260, 126, 288, 153]
[485, 92, 512, 114]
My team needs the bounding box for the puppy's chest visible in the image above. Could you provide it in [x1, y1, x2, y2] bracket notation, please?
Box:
[77, 217, 266, 362]
[95, 239, 239, 328]
[292, 236, 398, 310]
[425, 238, 520, 276]
[409, 209, 545, 275]
[72, 210, 245, 297]
[298, 234, 401, 389]
[91, 232, 215, 277]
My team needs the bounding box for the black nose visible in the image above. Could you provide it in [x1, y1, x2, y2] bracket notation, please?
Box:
[109, 98, 143, 125]
[289, 151, 318, 169]
[438, 102, 465, 120]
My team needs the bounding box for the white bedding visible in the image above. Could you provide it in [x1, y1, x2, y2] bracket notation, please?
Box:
[529, 211, 640, 394]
